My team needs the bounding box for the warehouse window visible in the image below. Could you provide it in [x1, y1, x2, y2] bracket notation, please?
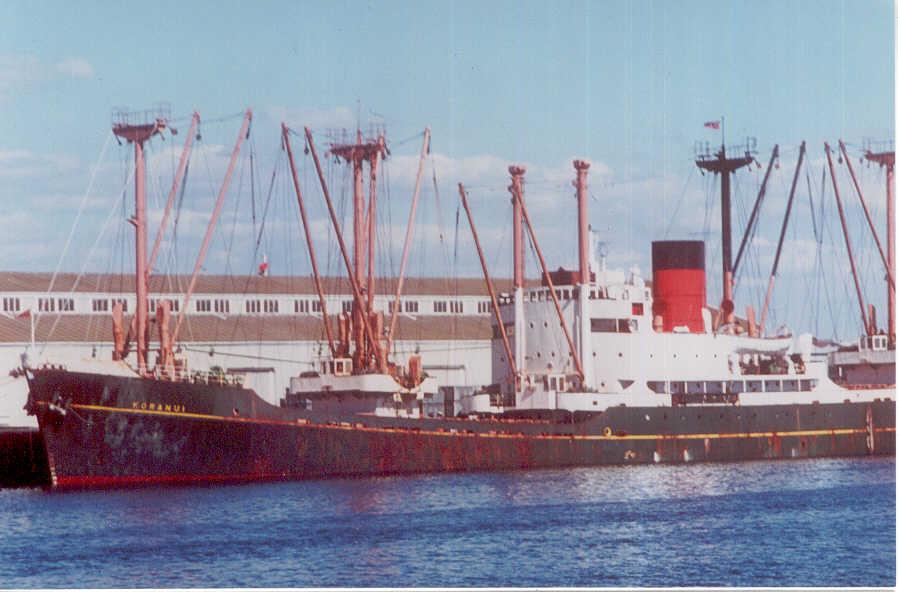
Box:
[2, 297, 20, 312]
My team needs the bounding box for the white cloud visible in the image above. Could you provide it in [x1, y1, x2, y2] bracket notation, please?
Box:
[55, 57, 95, 79]
[0, 149, 79, 178]
[0, 54, 96, 99]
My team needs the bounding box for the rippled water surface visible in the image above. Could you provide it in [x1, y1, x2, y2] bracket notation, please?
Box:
[0, 457, 894, 587]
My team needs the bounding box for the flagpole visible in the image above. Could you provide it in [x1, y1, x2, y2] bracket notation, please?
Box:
[720, 115, 726, 152]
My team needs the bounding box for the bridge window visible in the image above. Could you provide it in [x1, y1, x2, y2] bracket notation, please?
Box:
[648, 381, 667, 394]
[57, 298, 74, 312]
[196, 299, 212, 313]
[214, 299, 230, 314]
[405, 300, 419, 313]
[747, 380, 762, 393]
[728, 380, 745, 394]
[38, 298, 55, 312]
[764, 380, 782, 393]
[705, 381, 724, 395]
[246, 299, 261, 314]
[433, 300, 447, 313]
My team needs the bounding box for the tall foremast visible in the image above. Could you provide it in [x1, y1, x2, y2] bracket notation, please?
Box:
[111, 106, 169, 375]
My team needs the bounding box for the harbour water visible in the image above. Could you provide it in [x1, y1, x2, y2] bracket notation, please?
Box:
[0, 457, 894, 588]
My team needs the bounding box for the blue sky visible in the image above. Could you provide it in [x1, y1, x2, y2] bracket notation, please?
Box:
[0, 0, 894, 340]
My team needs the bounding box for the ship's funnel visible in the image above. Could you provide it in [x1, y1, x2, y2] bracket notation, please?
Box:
[651, 240, 706, 333]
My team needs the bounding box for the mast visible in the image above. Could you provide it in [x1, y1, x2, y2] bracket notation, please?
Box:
[458, 183, 517, 383]
[733, 145, 778, 278]
[509, 166, 526, 387]
[864, 140, 896, 343]
[305, 127, 383, 372]
[386, 129, 431, 357]
[511, 166, 585, 382]
[574, 160, 592, 388]
[172, 109, 252, 346]
[825, 142, 870, 335]
[328, 129, 388, 371]
[283, 123, 335, 356]
[695, 137, 756, 325]
[367, 138, 383, 314]
[759, 141, 805, 334]
[148, 111, 199, 276]
[111, 106, 169, 375]
[839, 141, 894, 290]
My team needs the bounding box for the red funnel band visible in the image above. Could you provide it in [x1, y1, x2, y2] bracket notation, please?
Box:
[652, 268, 705, 332]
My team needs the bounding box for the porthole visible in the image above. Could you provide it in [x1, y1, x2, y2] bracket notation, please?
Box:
[644, 414, 651, 421]
[618, 352, 623, 358]
[544, 321, 548, 328]
[537, 352, 541, 358]
[529, 322, 534, 329]
[551, 351, 556, 357]
[592, 352, 597, 357]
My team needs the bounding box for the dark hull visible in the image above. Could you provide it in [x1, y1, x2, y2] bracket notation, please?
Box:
[27, 368, 896, 489]
[0, 428, 49, 487]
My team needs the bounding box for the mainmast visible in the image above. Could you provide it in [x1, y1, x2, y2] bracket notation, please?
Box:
[328, 130, 387, 372]
[111, 105, 169, 375]
[695, 136, 756, 326]
[863, 139, 896, 344]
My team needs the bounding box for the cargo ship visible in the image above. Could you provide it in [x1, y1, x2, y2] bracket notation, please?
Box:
[23, 110, 896, 488]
